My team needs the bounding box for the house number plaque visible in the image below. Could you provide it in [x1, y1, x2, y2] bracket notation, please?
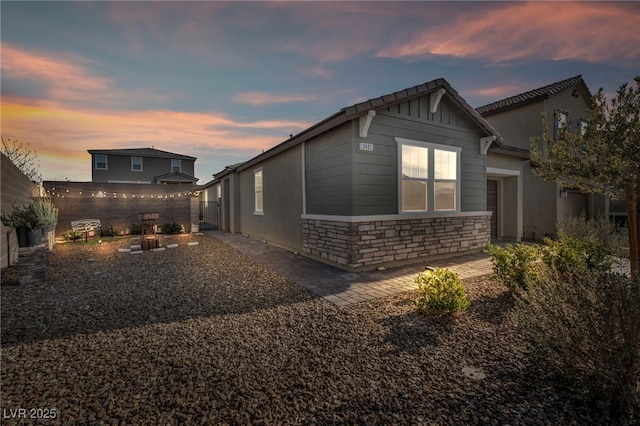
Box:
[359, 142, 374, 152]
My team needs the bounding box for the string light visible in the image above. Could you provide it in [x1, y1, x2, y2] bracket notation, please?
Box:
[44, 183, 198, 199]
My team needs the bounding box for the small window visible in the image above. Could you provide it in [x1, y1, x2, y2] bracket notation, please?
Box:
[131, 157, 143, 171]
[95, 154, 108, 170]
[401, 145, 429, 211]
[577, 119, 589, 154]
[577, 119, 588, 136]
[254, 168, 263, 214]
[171, 159, 181, 173]
[434, 149, 457, 211]
[554, 110, 569, 139]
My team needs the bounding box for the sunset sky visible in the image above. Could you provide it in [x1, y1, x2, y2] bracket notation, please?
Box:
[2, 1, 639, 184]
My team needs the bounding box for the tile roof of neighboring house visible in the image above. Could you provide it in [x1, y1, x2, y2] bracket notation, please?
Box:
[236, 78, 502, 172]
[476, 75, 590, 116]
[87, 148, 196, 161]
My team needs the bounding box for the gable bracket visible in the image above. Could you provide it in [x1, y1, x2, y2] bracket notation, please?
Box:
[430, 88, 446, 113]
[480, 135, 496, 155]
[359, 110, 377, 138]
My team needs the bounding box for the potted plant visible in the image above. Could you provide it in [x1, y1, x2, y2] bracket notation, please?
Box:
[1, 198, 58, 247]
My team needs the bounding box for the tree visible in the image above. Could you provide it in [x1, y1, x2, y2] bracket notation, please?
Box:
[1, 137, 42, 183]
[530, 76, 640, 276]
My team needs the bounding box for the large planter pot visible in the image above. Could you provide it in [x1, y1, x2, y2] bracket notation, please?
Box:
[16, 226, 43, 247]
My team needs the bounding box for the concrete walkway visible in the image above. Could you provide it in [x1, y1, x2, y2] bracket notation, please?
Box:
[211, 231, 494, 306]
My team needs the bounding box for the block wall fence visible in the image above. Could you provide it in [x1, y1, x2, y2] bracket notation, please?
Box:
[302, 213, 491, 270]
[43, 182, 200, 237]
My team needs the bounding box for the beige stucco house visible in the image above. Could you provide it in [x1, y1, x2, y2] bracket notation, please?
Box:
[478, 75, 608, 241]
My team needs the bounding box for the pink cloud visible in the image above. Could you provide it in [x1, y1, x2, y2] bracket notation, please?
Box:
[376, 2, 640, 64]
[467, 83, 540, 101]
[1, 96, 309, 180]
[232, 91, 312, 106]
[1, 42, 108, 95]
[1, 42, 167, 108]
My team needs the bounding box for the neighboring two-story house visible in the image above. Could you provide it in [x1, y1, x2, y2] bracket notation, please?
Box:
[87, 148, 198, 184]
[477, 75, 608, 241]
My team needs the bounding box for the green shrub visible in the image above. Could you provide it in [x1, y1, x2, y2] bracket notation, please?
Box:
[542, 233, 614, 274]
[129, 224, 143, 235]
[161, 223, 183, 234]
[62, 229, 82, 241]
[514, 269, 640, 422]
[487, 243, 542, 293]
[415, 268, 470, 315]
[557, 214, 628, 258]
[99, 227, 117, 237]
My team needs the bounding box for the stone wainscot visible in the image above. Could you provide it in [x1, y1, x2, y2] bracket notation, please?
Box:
[302, 212, 491, 271]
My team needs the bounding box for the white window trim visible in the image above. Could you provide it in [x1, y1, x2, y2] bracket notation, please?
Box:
[95, 154, 108, 170]
[254, 167, 263, 215]
[171, 159, 182, 173]
[131, 156, 143, 172]
[395, 137, 461, 214]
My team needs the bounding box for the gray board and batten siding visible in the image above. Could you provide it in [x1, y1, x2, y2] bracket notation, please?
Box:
[305, 95, 488, 216]
[210, 78, 500, 269]
[238, 144, 304, 251]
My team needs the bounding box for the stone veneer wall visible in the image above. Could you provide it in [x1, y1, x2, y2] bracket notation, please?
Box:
[302, 213, 491, 270]
[17, 245, 47, 285]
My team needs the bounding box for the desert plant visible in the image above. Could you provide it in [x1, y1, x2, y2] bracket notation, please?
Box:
[62, 229, 82, 241]
[99, 226, 117, 237]
[514, 269, 640, 422]
[542, 233, 614, 274]
[1, 198, 58, 231]
[487, 243, 542, 293]
[415, 268, 470, 315]
[557, 214, 628, 258]
[161, 223, 182, 234]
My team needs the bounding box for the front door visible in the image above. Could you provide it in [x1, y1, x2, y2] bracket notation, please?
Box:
[487, 180, 498, 240]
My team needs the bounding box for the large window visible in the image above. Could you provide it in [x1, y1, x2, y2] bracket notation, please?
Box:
[131, 157, 143, 171]
[397, 138, 460, 212]
[254, 168, 263, 214]
[95, 154, 107, 170]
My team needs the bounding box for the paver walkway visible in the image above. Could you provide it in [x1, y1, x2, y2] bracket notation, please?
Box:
[211, 231, 494, 305]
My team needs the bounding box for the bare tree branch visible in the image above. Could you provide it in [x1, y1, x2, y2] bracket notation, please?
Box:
[1, 137, 42, 183]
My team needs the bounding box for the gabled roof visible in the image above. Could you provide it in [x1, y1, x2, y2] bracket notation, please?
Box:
[87, 148, 196, 161]
[237, 78, 502, 172]
[476, 75, 591, 116]
[153, 171, 199, 184]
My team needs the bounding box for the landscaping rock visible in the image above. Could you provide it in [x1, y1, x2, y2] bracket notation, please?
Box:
[0, 234, 611, 425]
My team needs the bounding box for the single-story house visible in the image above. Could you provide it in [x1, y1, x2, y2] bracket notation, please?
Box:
[200, 78, 507, 271]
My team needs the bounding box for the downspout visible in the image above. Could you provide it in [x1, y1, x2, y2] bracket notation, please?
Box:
[301, 140, 307, 215]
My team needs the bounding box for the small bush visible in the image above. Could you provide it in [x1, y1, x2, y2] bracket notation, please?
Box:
[487, 243, 542, 292]
[62, 229, 82, 241]
[99, 227, 117, 237]
[542, 233, 614, 274]
[415, 268, 470, 315]
[161, 223, 183, 234]
[514, 269, 640, 422]
[557, 214, 628, 258]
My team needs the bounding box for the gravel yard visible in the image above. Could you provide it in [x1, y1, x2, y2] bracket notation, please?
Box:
[1, 234, 609, 425]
